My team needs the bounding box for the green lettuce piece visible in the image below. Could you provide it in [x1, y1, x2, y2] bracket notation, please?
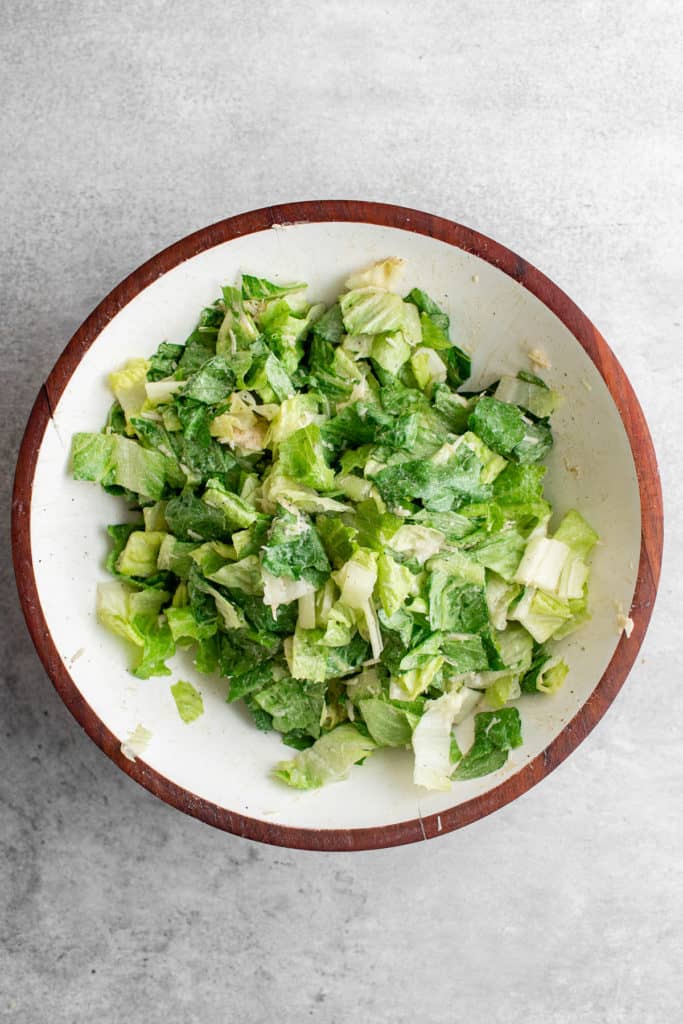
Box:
[104, 522, 143, 580]
[307, 305, 354, 400]
[404, 287, 450, 333]
[484, 674, 521, 710]
[413, 508, 477, 542]
[418, 310, 450, 351]
[168, 402, 240, 489]
[311, 303, 344, 348]
[263, 352, 295, 402]
[492, 623, 534, 672]
[345, 665, 385, 703]
[232, 518, 270, 559]
[274, 723, 376, 789]
[557, 554, 590, 601]
[378, 606, 413, 647]
[485, 574, 522, 630]
[190, 540, 236, 577]
[410, 347, 447, 395]
[321, 602, 356, 647]
[165, 490, 232, 542]
[512, 420, 553, 464]
[216, 285, 259, 355]
[332, 549, 377, 609]
[181, 355, 236, 404]
[390, 655, 445, 700]
[278, 424, 335, 491]
[280, 731, 316, 751]
[134, 620, 176, 679]
[412, 688, 472, 790]
[262, 505, 330, 585]
[420, 324, 470, 387]
[315, 515, 358, 568]
[178, 333, 216, 377]
[115, 530, 165, 578]
[339, 288, 405, 335]
[285, 627, 328, 682]
[493, 463, 547, 504]
[428, 575, 488, 632]
[284, 625, 368, 683]
[459, 432, 508, 483]
[320, 633, 369, 679]
[399, 300, 422, 347]
[267, 394, 320, 447]
[376, 553, 414, 618]
[553, 510, 599, 560]
[192, 575, 247, 631]
[470, 529, 527, 581]
[371, 447, 490, 510]
[536, 656, 569, 694]
[259, 299, 321, 374]
[521, 652, 570, 694]
[510, 588, 573, 643]
[468, 397, 526, 456]
[96, 580, 166, 646]
[514, 536, 570, 592]
[104, 401, 127, 436]
[261, 467, 349, 516]
[452, 707, 523, 780]
[166, 605, 217, 643]
[72, 432, 177, 501]
[226, 659, 283, 702]
[171, 680, 205, 723]
[389, 524, 445, 563]
[244, 696, 273, 731]
[398, 632, 443, 672]
[147, 342, 184, 382]
[262, 574, 315, 615]
[241, 274, 306, 300]
[427, 548, 486, 585]
[321, 401, 390, 450]
[359, 698, 418, 747]
[370, 332, 412, 374]
[143, 501, 168, 532]
[108, 358, 149, 430]
[209, 555, 263, 595]
[253, 677, 324, 737]
[441, 634, 490, 673]
[494, 373, 560, 418]
[353, 501, 402, 552]
[432, 384, 472, 432]
[96, 581, 175, 678]
[242, 348, 293, 403]
[202, 478, 260, 529]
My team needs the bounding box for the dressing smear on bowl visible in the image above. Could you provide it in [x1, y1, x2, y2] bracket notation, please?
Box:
[70, 258, 599, 792]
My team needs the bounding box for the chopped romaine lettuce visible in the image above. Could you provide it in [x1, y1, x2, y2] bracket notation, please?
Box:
[73, 259, 598, 793]
[274, 723, 376, 789]
[171, 680, 205, 723]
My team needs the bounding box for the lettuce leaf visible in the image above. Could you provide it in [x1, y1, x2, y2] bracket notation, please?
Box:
[452, 707, 522, 780]
[274, 724, 376, 789]
[171, 680, 205, 723]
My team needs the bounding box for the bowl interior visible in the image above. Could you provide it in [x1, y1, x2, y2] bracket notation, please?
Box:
[29, 220, 641, 832]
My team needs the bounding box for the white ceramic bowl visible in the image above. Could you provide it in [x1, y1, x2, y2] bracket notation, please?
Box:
[13, 202, 662, 850]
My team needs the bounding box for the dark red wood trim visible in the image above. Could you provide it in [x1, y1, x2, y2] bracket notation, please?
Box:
[11, 201, 663, 851]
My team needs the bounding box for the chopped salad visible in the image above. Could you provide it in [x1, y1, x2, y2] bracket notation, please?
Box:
[71, 257, 598, 791]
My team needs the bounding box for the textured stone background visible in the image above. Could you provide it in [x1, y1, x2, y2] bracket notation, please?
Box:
[2, 2, 681, 1021]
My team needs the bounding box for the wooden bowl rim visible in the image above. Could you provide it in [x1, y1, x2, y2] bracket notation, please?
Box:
[11, 200, 663, 851]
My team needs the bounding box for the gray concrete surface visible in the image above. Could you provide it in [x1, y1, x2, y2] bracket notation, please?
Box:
[2, 1, 682, 1021]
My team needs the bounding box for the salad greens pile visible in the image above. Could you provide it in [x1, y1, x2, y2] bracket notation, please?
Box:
[71, 257, 598, 791]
